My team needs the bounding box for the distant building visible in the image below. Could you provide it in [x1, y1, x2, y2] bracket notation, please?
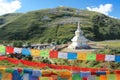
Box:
[23, 44, 51, 50]
[31, 44, 51, 49]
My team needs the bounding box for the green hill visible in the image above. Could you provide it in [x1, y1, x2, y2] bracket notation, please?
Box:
[0, 7, 120, 43]
[0, 13, 22, 27]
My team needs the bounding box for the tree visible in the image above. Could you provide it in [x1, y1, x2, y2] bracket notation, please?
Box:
[62, 40, 67, 44]
[13, 41, 23, 47]
[46, 38, 52, 43]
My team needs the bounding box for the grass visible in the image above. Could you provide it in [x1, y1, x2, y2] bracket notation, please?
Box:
[0, 40, 120, 70]
[92, 40, 120, 48]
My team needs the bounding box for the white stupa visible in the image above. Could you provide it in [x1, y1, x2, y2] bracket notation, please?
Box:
[68, 22, 89, 49]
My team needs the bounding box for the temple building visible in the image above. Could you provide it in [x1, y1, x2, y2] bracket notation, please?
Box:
[68, 22, 90, 49]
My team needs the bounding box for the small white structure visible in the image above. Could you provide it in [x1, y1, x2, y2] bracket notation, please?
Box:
[68, 22, 89, 49]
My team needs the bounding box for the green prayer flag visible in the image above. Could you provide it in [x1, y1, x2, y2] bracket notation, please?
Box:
[5, 68, 14, 73]
[0, 72, 2, 80]
[0, 46, 5, 55]
[72, 74, 82, 80]
[96, 76, 100, 80]
[87, 54, 96, 60]
[40, 50, 49, 57]
[58, 76, 67, 80]
[40, 77, 49, 80]
[107, 74, 116, 80]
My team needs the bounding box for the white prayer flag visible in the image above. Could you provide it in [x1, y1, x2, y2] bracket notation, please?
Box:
[14, 47, 22, 54]
[105, 55, 115, 61]
[58, 52, 67, 59]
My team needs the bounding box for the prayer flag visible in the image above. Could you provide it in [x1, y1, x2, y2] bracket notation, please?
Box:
[87, 54, 96, 60]
[77, 53, 86, 60]
[51, 75, 58, 80]
[100, 75, 107, 80]
[40, 50, 49, 57]
[96, 76, 100, 80]
[0, 72, 2, 80]
[0, 71, 12, 80]
[29, 73, 39, 80]
[115, 55, 120, 62]
[96, 54, 105, 61]
[49, 50, 58, 58]
[5, 68, 14, 73]
[105, 55, 115, 61]
[58, 76, 67, 80]
[107, 74, 116, 80]
[39, 77, 50, 80]
[67, 52, 77, 60]
[80, 71, 91, 78]
[22, 73, 29, 80]
[83, 77, 87, 80]
[22, 48, 31, 56]
[88, 75, 96, 80]
[116, 73, 120, 80]
[59, 71, 71, 78]
[58, 52, 67, 59]
[0, 45, 6, 55]
[12, 70, 23, 80]
[31, 49, 40, 57]
[32, 70, 41, 77]
[14, 47, 22, 54]
[6, 46, 14, 54]
[72, 66, 81, 71]
[96, 71, 106, 76]
[72, 73, 82, 80]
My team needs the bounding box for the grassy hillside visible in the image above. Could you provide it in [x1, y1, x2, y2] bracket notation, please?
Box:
[0, 7, 120, 43]
[0, 13, 22, 28]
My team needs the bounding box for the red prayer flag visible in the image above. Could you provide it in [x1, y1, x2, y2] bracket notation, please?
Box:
[115, 70, 120, 74]
[63, 65, 71, 70]
[72, 66, 81, 71]
[90, 68, 98, 75]
[49, 50, 58, 58]
[6, 46, 14, 54]
[96, 54, 105, 61]
[7, 58, 19, 64]
[0, 56, 6, 60]
[81, 68, 90, 71]
[54, 65, 62, 70]
[17, 68, 23, 73]
[83, 77, 87, 80]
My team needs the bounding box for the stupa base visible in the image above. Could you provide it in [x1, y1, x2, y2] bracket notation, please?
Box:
[68, 45, 91, 49]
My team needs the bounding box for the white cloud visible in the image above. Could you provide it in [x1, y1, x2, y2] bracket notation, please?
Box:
[110, 16, 118, 19]
[86, 4, 113, 15]
[0, 0, 21, 15]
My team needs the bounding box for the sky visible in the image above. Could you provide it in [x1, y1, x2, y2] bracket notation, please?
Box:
[0, 0, 120, 19]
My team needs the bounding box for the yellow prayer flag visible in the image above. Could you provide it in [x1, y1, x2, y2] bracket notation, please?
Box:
[77, 53, 86, 60]
[31, 49, 40, 57]
[68, 77, 72, 80]
[59, 71, 71, 78]
[42, 70, 52, 75]
[0, 71, 12, 80]
[0, 67, 6, 71]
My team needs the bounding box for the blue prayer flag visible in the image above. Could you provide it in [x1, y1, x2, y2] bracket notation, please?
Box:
[22, 48, 31, 56]
[115, 56, 120, 62]
[67, 52, 77, 60]
[96, 71, 106, 76]
[80, 71, 90, 78]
